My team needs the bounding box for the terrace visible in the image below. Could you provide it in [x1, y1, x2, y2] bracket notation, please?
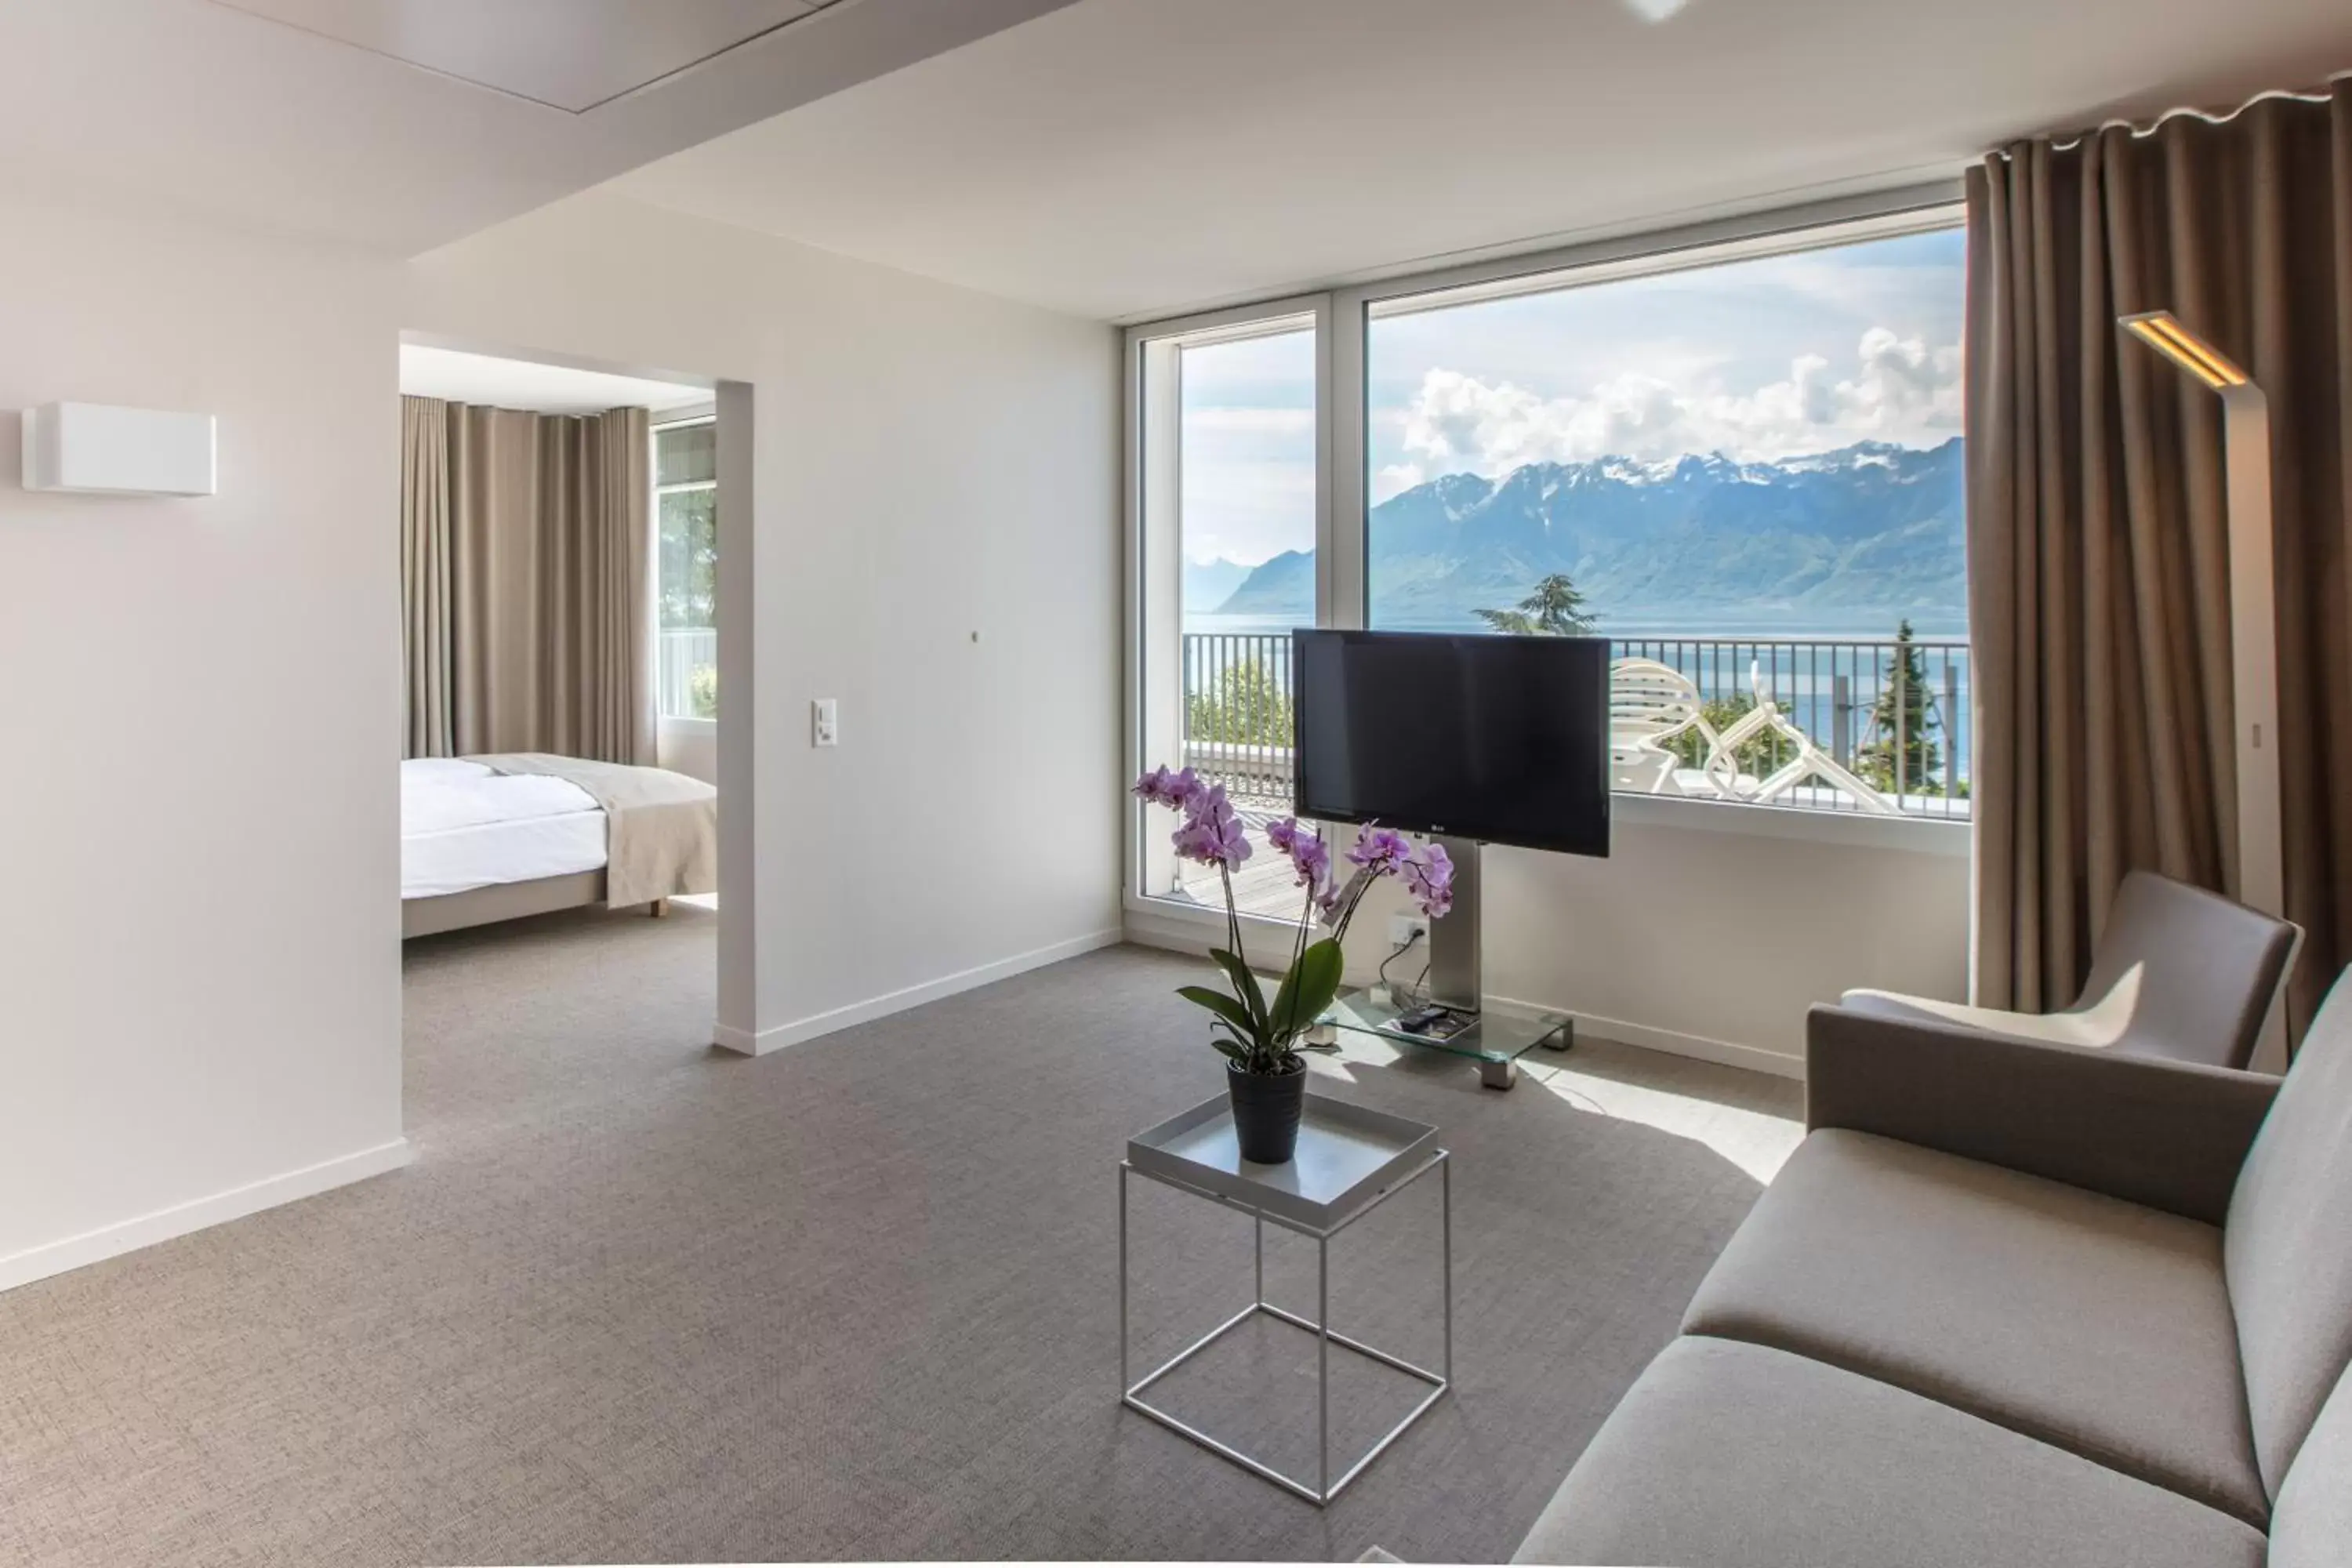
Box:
[1164, 628, 1971, 918]
[657, 626, 718, 720]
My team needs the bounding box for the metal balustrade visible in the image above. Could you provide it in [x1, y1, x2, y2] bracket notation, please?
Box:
[658, 626, 718, 720]
[1179, 630, 1970, 819]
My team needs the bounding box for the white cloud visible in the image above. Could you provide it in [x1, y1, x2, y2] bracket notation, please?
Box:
[1378, 328, 1961, 498]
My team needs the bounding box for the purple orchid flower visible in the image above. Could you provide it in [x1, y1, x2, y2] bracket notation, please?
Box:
[1167, 782, 1251, 871]
[1289, 834, 1331, 892]
[1131, 765, 1203, 812]
[1261, 816, 1330, 898]
[1347, 826, 1412, 873]
[1402, 841, 1455, 920]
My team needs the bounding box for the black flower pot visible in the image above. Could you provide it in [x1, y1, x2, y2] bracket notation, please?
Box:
[1228, 1058, 1308, 1164]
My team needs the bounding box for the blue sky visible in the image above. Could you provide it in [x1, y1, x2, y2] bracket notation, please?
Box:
[1178, 227, 1965, 566]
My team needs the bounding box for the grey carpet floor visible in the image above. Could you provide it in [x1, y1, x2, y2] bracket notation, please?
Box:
[0, 906, 1798, 1566]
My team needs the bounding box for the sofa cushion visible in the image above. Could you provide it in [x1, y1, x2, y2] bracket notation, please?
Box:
[2227, 981, 2352, 1497]
[1682, 1129, 2264, 1523]
[1510, 1337, 2266, 1568]
[2270, 1364, 2352, 1568]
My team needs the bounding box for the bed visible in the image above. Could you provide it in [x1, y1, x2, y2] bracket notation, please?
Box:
[401, 755, 717, 938]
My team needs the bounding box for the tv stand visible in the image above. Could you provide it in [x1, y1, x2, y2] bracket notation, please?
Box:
[1312, 835, 1571, 1089]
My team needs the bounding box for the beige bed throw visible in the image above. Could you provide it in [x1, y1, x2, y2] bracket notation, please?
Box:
[468, 753, 716, 908]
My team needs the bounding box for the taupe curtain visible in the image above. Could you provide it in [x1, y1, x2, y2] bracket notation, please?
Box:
[1966, 80, 2352, 1036]
[401, 396, 653, 764]
[401, 396, 456, 757]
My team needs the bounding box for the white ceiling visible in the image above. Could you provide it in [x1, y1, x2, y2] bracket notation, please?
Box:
[612, 0, 2352, 321]
[398, 345, 710, 415]
[211, 0, 844, 114]
[0, 0, 1080, 256]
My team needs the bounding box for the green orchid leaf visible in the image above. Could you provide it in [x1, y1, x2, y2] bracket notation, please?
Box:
[1208, 947, 1269, 1031]
[1208, 1019, 1258, 1065]
[1176, 985, 1259, 1040]
[1273, 938, 1346, 1040]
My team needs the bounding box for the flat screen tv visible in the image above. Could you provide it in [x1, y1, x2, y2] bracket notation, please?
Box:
[1291, 629, 1610, 858]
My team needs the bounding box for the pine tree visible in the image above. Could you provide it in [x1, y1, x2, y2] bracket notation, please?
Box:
[1860, 619, 1942, 794]
[1473, 573, 1598, 635]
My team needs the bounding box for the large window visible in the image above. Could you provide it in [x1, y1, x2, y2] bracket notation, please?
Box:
[1126, 203, 1968, 922]
[654, 416, 717, 720]
[1362, 230, 1967, 812]
[1366, 231, 1965, 637]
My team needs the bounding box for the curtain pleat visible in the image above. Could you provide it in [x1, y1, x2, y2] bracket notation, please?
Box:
[400, 396, 455, 758]
[398, 400, 653, 768]
[1968, 81, 2352, 1040]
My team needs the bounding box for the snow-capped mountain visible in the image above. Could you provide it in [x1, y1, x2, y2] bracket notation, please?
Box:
[1211, 437, 1963, 625]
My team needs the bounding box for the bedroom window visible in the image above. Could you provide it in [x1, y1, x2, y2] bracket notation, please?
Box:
[655, 416, 717, 720]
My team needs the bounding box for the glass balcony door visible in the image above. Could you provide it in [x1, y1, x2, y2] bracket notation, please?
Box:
[1131, 302, 1328, 918]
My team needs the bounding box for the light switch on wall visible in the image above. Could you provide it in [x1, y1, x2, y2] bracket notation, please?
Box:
[812, 698, 838, 747]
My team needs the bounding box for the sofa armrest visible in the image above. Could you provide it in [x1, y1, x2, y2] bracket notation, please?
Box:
[1805, 1004, 2278, 1225]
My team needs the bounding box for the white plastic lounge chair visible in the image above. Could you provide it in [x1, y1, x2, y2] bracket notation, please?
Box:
[1708, 659, 1896, 815]
[1609, 658, 1722, 798]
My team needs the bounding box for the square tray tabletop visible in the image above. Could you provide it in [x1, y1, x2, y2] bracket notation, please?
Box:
[1126, 1091, 1440, 1232]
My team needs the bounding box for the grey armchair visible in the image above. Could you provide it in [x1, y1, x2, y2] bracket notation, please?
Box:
[1840, 869, 2297, 1070]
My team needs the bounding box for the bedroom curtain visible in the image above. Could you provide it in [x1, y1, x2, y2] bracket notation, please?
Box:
[401, 396, 456, 758]
[401, 396, 654, 766]
[1965, 79, 2352, 1039]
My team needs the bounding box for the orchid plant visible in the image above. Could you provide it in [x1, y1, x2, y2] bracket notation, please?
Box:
[1134, 765, 1456, 1076]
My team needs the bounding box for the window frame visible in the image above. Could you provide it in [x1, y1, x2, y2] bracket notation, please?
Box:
[1123, 295, 1333, 922]
[652, 408, 719, 724]
[1122, 184, 1972, 932]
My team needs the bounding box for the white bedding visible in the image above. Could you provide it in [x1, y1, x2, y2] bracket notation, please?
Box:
[401, 758, 607, 899]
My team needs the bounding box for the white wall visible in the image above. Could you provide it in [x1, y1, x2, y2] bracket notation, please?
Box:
[656, 716, 718, 785]
[0, 196, 407, 1288]
[1477, 812, 1969, 1075]
[407, 190, 1123, 1050]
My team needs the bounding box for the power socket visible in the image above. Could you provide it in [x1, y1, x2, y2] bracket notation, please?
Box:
[1388, 913, 1428, 949]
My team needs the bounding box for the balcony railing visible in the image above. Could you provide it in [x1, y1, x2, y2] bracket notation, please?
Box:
[1181, 630, 1970, 820]
[658, 626, 717, 720]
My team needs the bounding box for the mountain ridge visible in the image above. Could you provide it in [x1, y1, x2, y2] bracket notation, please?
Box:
[1211, 437, 1964, 626]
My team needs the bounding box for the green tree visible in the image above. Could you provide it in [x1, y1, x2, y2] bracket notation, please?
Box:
[1858, 619, 1943, 794]
[1474, 573, 1598, 635]
[658, 487, 718, 630]
[1188, 660, 1295, 748]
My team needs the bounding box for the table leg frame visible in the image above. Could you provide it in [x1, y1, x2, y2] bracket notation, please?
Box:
[1118, 1152, 1452, 1507]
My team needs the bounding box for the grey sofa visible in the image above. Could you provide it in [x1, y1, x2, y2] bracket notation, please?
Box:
[1513, 974, 2352, 1568]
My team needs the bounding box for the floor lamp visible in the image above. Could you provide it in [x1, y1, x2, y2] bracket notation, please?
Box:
[2119, 310, 2289, 1064]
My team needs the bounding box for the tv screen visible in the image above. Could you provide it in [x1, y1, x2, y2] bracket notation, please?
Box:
[1291, 630, 1610, 858]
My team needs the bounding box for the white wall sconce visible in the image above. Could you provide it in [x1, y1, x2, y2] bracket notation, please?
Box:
[20, 402, 216, 496]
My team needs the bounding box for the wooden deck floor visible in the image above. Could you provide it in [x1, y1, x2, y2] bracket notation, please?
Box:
[1172, 839, 1315, 921]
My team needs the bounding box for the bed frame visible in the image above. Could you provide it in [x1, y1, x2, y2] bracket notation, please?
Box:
[401, 871, 667, 939]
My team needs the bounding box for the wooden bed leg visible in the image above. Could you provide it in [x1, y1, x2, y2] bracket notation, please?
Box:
[650, 898, 669, 919]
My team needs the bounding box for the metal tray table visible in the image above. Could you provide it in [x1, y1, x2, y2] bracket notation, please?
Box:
[1120, 1091, 1450, 1505]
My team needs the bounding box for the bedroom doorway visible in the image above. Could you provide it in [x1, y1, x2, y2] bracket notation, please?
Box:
[394, 336, 737, 1065]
